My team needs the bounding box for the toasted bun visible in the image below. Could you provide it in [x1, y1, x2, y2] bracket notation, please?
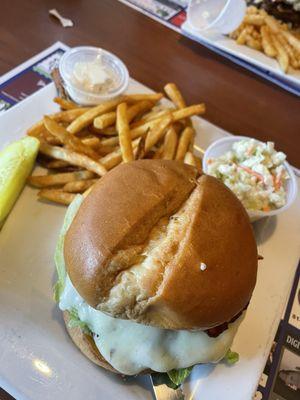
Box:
[65, 160, 257, 330]
[63, 311, 118, 373]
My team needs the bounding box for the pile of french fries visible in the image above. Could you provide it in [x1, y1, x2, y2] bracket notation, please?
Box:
[230, 6, 300, 73]
[27, 83, 205, 205]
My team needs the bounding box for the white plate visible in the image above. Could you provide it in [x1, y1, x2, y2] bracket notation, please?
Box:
[0, 80, 299, 400]
[182, 22, 300, 94]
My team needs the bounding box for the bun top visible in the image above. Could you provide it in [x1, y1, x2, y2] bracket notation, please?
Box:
[64, 160, 257, 330]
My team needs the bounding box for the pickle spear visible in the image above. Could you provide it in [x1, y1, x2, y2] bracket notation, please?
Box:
[0, 137, 39, 227]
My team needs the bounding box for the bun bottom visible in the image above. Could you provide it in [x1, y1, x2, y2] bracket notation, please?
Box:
[63, 310, 118, 374]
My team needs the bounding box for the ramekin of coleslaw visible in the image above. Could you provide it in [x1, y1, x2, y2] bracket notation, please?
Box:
[203, 136, 297, 222]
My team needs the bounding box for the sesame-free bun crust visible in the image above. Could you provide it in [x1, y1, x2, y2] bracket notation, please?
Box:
[65, 160, 257, 330]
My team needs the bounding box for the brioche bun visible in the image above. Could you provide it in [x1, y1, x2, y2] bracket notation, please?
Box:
[64, 160, 257, 330]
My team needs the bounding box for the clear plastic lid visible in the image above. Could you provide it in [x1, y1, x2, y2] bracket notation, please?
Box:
[187, 0, 246, 35]
[59, 46, 129, 105]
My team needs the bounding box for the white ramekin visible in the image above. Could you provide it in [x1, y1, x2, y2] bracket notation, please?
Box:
[59, 46, 129, 105]
[202, 136, 298, 222]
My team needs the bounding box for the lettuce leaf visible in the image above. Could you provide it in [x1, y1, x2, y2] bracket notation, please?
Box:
[167, 367, 193, 386]
[53, 195, 83, 302]
[152, 366, 193, 390]
[68, 307, 91, 335]
[223, 349, 239, 365]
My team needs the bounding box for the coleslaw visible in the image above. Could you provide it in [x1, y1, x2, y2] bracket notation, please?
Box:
[207, 139, 289, 211]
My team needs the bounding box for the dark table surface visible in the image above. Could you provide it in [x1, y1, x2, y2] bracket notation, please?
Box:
[0, 0, 299, 398]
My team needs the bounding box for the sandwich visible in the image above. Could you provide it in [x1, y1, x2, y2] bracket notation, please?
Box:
[54, 159, 258, 386]
[247, 0, 300, 28]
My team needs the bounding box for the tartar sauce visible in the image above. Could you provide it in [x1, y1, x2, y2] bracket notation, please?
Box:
[72, 59, 116, 94]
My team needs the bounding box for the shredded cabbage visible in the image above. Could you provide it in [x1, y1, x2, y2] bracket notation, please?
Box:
[207, 139, 289, 211]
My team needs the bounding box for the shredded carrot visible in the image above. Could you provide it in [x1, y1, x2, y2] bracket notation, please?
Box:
[272, 171, 282, 191]
[246, 145, 254, 156]
[263, 205, 270, 212]
[238, 165, 264, 182]
[275, 172, 282, 190]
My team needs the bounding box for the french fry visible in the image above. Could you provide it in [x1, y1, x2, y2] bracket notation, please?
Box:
[281, 30, 300, 53]
[264, 15, 280, 34]
[244, 15, 265, 26]
[117, 103, 134, 162]
[93, 111, 116, 130]
[28, 84, 209, 207]
[164, 83, 186, 108]
[67, 97, 126, 134]
[63, 179, 98, 193]
[131, 105, 204, 140]
[68, 95, 161, 135]
[39, 142, 107, 176]
[188, 127, 196, 152]
[38, 189, 76, 205]
[105, 105, 203, 146]
[98, 145, 119, 156]
[183, 151, 197, 167]
[237, 26, 251, 45]
[145, 116, 172, 152]
[99, 147, 123, 170]
[127, 100, 154, 122]
[277, 34, 300, 69]
[245, 34, 262, 51]
[194, 155, 203, 173]
[172, 104, 205, 121]
[51, 67, 68, 99]
[251, 28, 261, 41]
[131, 109, 171, 128]
[54, 97, 78, 110]
[100, 138, 140, 170]
[94, 126, 118, 136]
[164, 83, 194, 128]
[100, 136, 120, 147]
[162, 127, 177, 160]
[126, 93, 163, 103]
[175, 127, 194, 161]
[230, 6, 300, 73]
[39, 130, 61, 145]
[247, 5, 258, 14]
[46, 160, 70, 169]
[172, 121, 185, 133]
[44, 116, 100, 160]
[229, 22, 245, 40]
[152, 144, 164, 159]
[81, 136, 101, 149]
[27, 108, 90, 137]
[100, 118, 161, 147]
[28, 170, 95, 188]
[270, 33, 289, 72]
[134, 136, 146, 160]
[261, 26, 277, 57]
[93, 101, 153, 130]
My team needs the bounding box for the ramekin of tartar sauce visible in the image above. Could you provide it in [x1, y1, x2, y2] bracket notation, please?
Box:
[202, 136, 297, 222]
[59, 46, 129, 105]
